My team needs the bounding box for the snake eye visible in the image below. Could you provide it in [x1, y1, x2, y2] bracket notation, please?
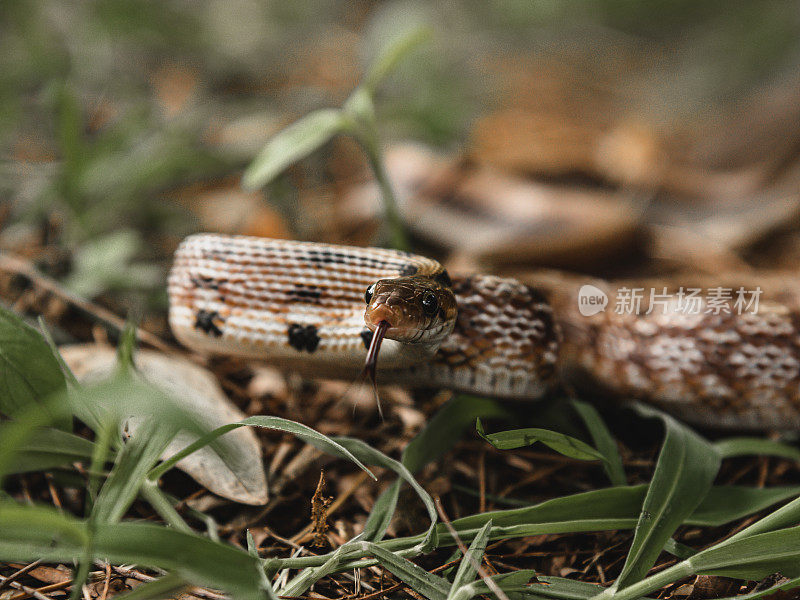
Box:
[421, 292, 438, 316]
[365, 284, 376, 305]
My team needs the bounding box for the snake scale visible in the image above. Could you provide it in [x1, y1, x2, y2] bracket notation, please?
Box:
[168, 233, 800, 430]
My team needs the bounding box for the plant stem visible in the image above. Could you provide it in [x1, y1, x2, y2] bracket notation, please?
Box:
[361, 135, 409, 251]
[141, 480, 192, 533]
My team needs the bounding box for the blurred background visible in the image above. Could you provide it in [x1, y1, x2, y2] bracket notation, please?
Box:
[2, 0, 800, 333]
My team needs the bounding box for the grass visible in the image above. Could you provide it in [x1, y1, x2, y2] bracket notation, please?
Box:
[1, 303, 800, 598]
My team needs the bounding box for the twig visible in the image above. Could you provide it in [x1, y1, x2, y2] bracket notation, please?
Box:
[0, 561, 42, 591]
[98, 563, 112, 600]
[0, 252, 173, 353]
[0, 574, 72, 600]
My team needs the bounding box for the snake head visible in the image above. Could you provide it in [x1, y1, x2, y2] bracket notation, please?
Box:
[363, 275, 457, 345]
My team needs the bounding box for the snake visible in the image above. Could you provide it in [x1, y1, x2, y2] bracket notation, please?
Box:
[168, 233, 800, 430]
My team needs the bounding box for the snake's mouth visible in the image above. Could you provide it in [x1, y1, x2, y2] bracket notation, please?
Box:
[363, 320, 391, 393]
[365, 303, 401, 330]
[365, 303, 421, 342]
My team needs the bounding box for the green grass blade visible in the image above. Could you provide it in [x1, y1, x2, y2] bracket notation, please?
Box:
[535, 575, 608, 599]
[687, 485, 800, 526]
[662, 538, 696, 559]
[363, 26, 432, 92]
[242, 109, 347, 190]
[0, 503, 270, 600]
[714, 437, 800, 460]
[606, 406, 721, 590]
[0, 501, 88, 554]
[369, 543, 450, 600]
[607, 526, 800, 600]
[689, 525, 800, 578]
[336, 436, 438, 552]
[0, 394, 73, 484]
[447, 520, 493, 599]
[37, 316, 80, 388]
[570, 399, 626, 486]
[93, 416, 175, 524]
[362, 396, 506, 543]
[404, 396, 508, 473]
[112, 573, 188, 600]
[449, 570, 537, 600]
[724, 493, 800, 542]
[362, 479, 401, 542]
[149, 414, 376, 482]
[477, 419, 606, 461]
[450, 485, 646, 532]
[715, 575, 800, 600]
[10, 427, 99, 474]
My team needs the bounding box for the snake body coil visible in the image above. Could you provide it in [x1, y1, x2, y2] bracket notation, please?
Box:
[169, 234, 800, 430]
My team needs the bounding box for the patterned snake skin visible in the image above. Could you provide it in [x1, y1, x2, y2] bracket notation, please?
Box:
[168, 234, 800, 430]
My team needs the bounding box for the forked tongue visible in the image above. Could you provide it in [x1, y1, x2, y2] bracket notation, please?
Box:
[362, 320, 391, 419]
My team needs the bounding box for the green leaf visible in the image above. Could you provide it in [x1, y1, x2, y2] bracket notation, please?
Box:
[343, 86, 376, 127]
[242, 108, 348, 190]
[609, 526, 800, 600]
[0, 305, 68, 429]
[690, 525, 800, 579]
[715, 437, 800, 461]
[476, 419, 606, 462]
[612, 406, 721, 589]
[0, 502, 271, 600]
[687, 485, 800, 526]
[93, 415, 176, 525]
[10, 427, 99, 474]
[725, 493, 800, 543]
[0, 501, 88, 552]
[37, 316, 79, 388]
[0, 394, 73, 485]
[447, 520, 493, 600]
[63, 230, 160, 298]
[570, 399, 626, 486]
[364, 26, 433, 92]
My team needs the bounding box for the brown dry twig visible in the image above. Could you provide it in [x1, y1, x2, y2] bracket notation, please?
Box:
[0, 252, 172, 353]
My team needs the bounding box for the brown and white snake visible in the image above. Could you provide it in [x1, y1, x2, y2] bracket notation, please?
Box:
[168, 234, 800, 430]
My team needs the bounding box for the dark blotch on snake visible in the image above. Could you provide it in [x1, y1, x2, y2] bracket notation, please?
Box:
[194, 310, 224, 337]
[288, 324, 321, 353]
[360, 328, 374, 349]
[306, 250, 396, 272]
[287, 285, 322, 303]
[399, 264, 418, 276]
[190, 275, 220, 290]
